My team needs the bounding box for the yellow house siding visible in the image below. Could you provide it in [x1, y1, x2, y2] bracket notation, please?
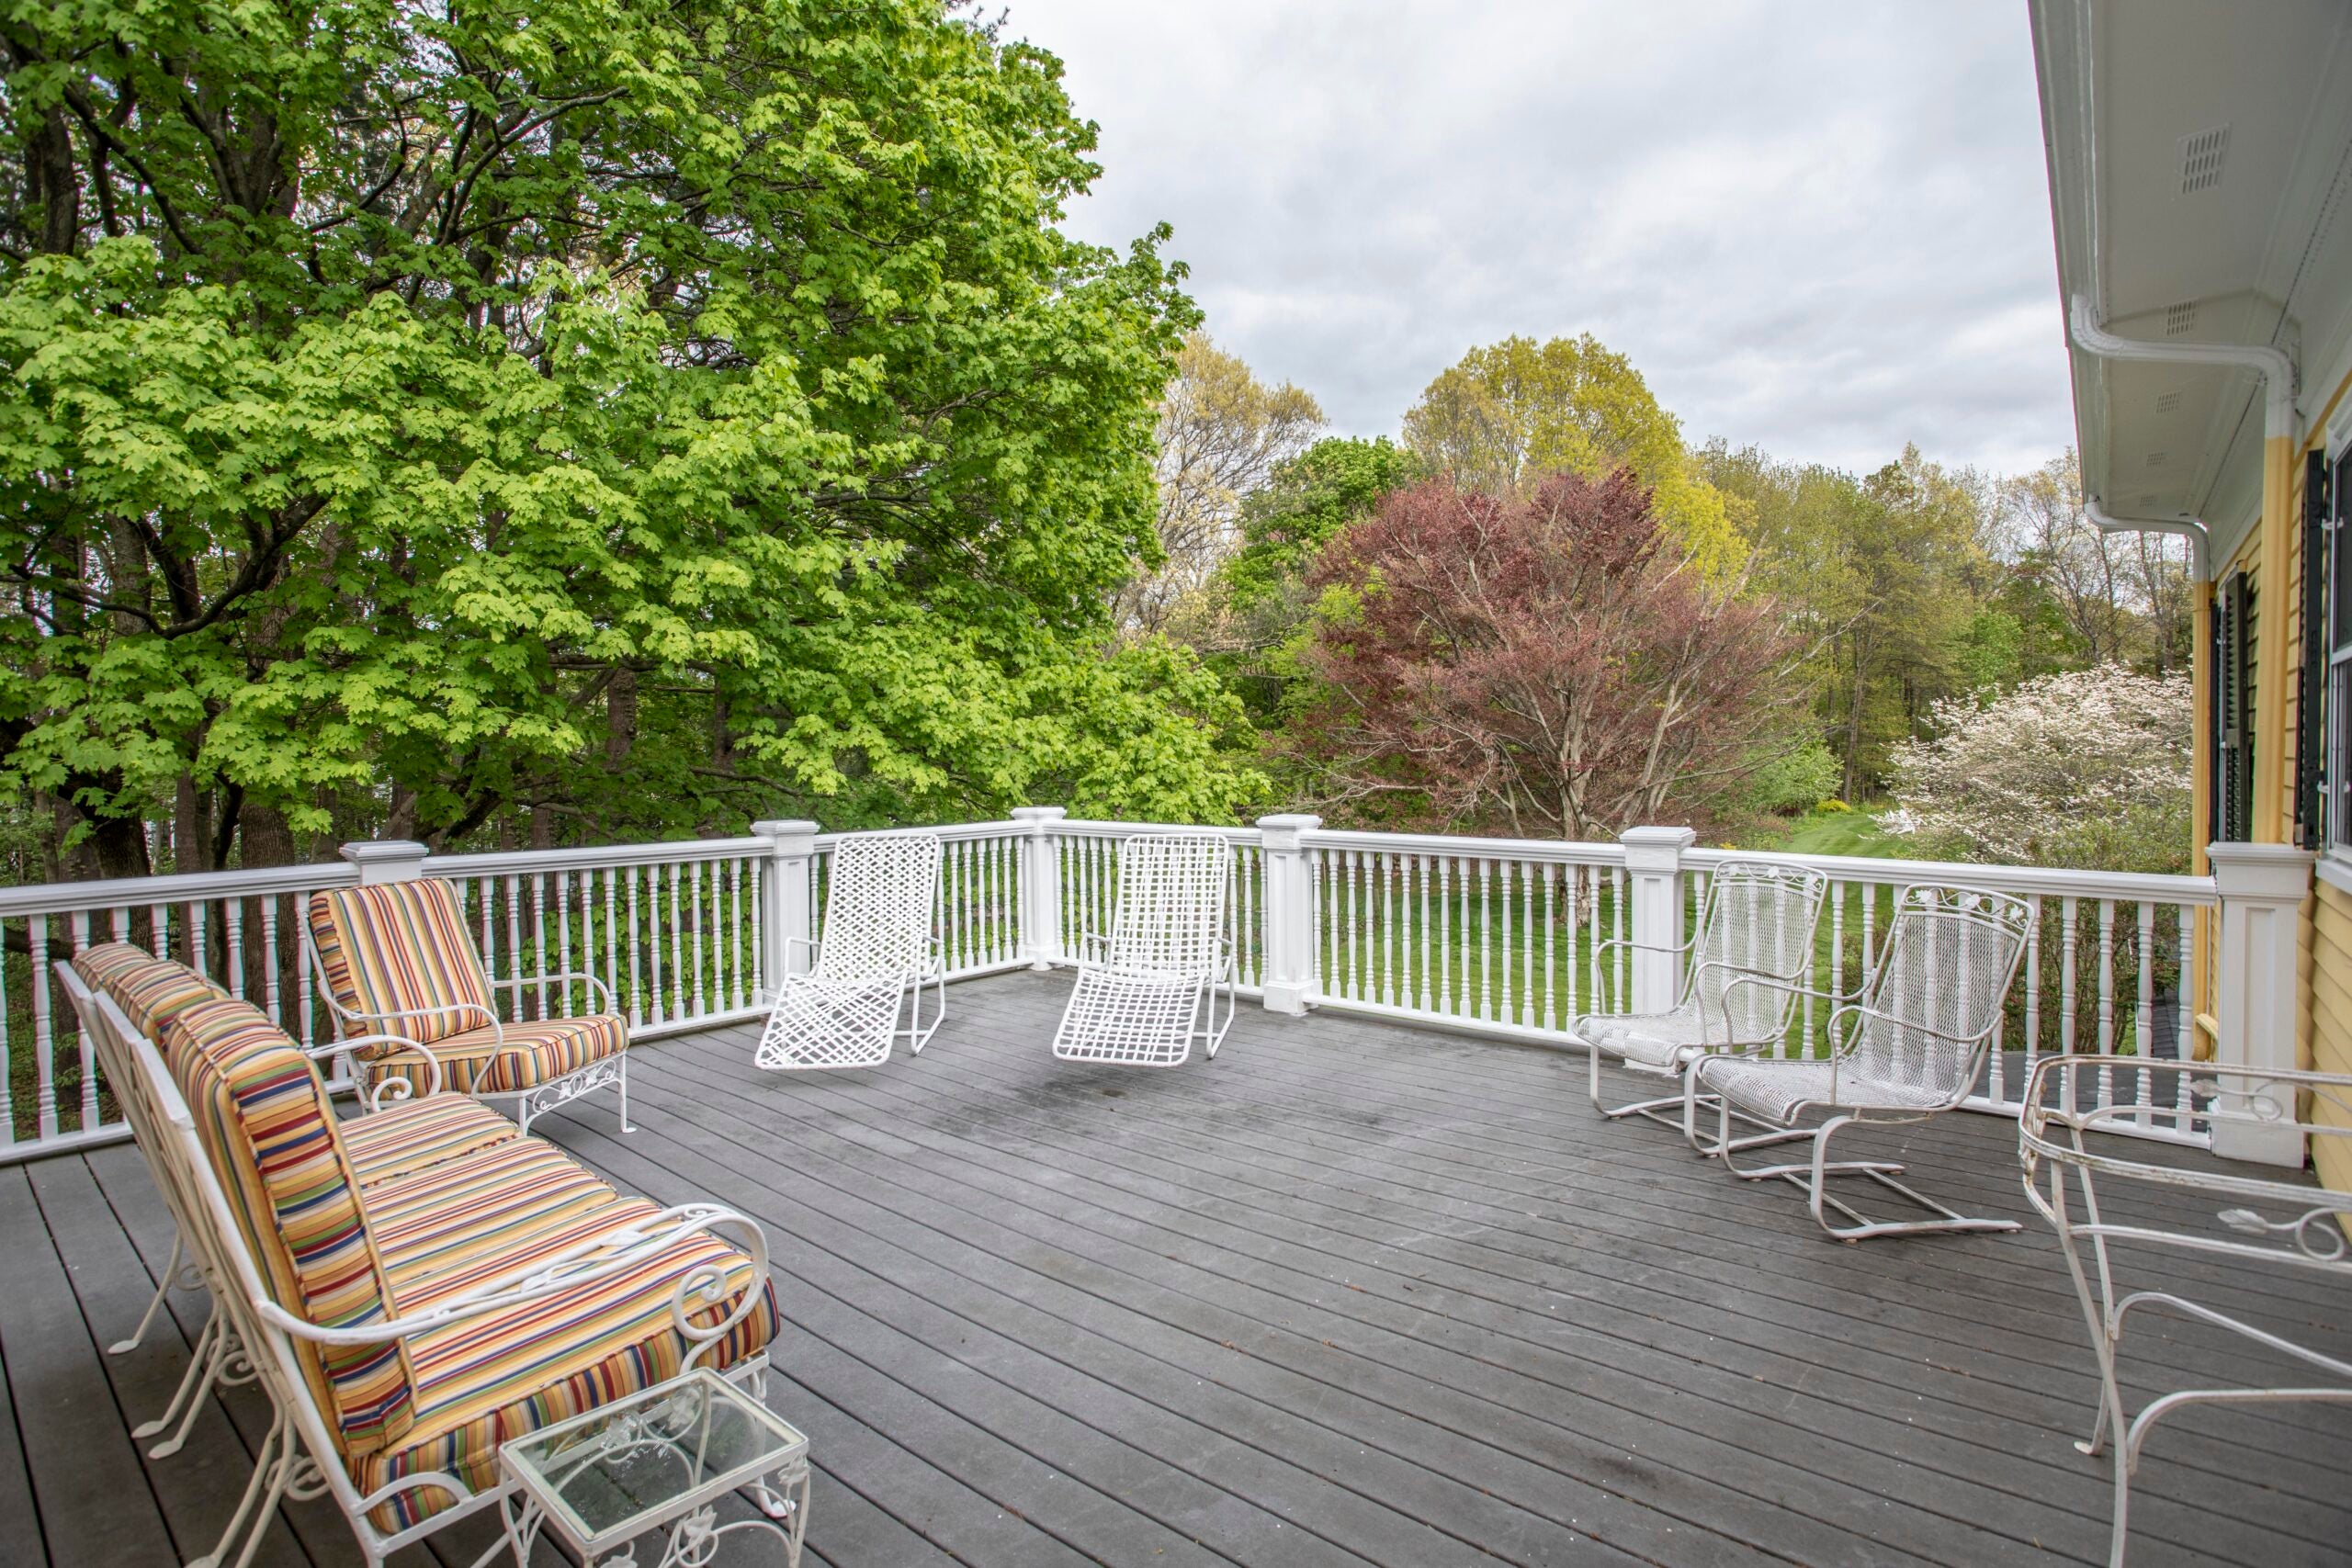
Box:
[2313, 881, 2352, 1193]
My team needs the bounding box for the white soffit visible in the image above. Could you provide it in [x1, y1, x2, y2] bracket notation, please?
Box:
[2033, 0, 2352, 557]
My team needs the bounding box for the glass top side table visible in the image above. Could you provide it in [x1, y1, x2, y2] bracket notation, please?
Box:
[499, 1369, 808, 1566]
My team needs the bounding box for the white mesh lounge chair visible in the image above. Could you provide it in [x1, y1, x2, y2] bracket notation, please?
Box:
[1577, 861, 1829, 1131]
[1686, 882, 2034, 1241]
[754, 830, 944, 1070]
[1052, 831, 1235, 1067]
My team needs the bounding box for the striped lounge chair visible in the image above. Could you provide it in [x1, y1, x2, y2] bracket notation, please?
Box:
[305, 877, 633, 1134]
[63, 962, 784, 1568]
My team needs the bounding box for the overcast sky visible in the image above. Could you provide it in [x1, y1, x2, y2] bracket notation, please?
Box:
[1003, 0, 2075, 479]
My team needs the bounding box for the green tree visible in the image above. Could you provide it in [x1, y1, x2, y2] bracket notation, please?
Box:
[1403, 335, 1746, 578]
[0, 0, 1259, 881]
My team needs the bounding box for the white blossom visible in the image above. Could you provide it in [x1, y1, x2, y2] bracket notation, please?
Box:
[1888, 665, 2191, 874]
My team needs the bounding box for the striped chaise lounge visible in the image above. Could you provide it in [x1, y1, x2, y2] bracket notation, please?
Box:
[305, 876, 634, 1133]
[60, 951, 784, 1568]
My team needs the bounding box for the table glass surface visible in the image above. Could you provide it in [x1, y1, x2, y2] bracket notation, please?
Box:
[502, 1371, 807, 1547]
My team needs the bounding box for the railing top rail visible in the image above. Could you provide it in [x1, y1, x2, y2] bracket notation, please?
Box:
[0, 860, 360, 920]
[813, 820, 1025, 849]
[1681, 846, 2217, 907]
[1048, 819, 1264, 845]
[429, 837, 768, 878]
[1301, 827, 1628, 865]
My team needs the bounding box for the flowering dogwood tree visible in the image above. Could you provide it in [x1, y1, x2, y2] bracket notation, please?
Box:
[1889, 666, 2191, 873]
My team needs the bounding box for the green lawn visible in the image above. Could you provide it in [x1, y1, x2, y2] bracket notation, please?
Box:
[1734, 804, 1907, 859]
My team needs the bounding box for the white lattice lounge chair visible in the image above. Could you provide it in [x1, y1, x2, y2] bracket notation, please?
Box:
[1577, 861, 1829, 1131]
[754, 831, 944, 1071]
[1687, 882, 2035, 1241]
[1052, 831, 1235, 1067]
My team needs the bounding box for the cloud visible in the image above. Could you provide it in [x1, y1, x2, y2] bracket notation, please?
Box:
[1003, 0, 2073, 478]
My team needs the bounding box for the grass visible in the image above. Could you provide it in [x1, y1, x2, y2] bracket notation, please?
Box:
[1732, 804, 1907, 860]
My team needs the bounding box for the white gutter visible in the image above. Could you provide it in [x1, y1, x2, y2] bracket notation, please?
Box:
[2083, 498, 2210, 582]
[2069, 295, 2298, 441]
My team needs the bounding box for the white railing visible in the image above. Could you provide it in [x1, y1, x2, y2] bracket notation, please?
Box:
[4, 808, 2265, 1165]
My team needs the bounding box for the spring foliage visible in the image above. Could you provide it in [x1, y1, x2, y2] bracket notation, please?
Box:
[0, 0, 1261, 874]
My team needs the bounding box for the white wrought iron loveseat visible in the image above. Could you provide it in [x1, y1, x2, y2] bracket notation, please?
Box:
[61, 945, 783, 1568]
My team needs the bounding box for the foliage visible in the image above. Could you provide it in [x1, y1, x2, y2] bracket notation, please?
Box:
[1403, 335, 1747, 580]
[1292, 470, 1801, 839]
[1888, 665, 2192, 874]
[1119, 330, 1322, 636]
[1737, 739, 1841, 818]
[0, 0, 1259, 878]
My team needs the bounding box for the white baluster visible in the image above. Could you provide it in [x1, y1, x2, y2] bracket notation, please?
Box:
[31, 913, 57, 1140]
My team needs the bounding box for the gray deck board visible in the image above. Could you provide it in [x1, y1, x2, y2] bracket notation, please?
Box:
[1, 968, 2346, 1566]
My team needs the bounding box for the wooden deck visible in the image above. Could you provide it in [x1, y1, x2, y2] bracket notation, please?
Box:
[2, 969, 2346, 1567]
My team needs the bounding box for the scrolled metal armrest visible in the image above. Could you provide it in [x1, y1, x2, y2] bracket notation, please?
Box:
[302, 1033, 447, 1107]
[490, 969, 618, 1014]
[253, 1202, 770, 1350]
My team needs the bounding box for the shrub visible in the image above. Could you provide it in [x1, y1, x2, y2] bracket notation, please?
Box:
[1739, 740, 1842, 817]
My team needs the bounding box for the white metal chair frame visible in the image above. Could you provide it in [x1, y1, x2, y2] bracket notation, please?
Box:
[754, 831, 945, 1072]
[1052, 831, 1237, 1067]
[300, 888, 632, 1134]
[57, 964, 266, 1510]
[77, 976, 777, 1568]
[1578, 862, 1830, 1132]
[1684, 882, 2035, 1241]
[2019, 1055, 2352, 1568]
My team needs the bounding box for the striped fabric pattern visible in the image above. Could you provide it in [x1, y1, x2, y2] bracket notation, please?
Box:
[356, 1245, 782, 1531]
[359, 1014, 628, 1099]
[162, 998, 415, 1457]
[363, 1139, 618, 1296]
[310, 881, 493, 1048]
[72, 944, 231, 1042]
[339, 1098, 519, 1190]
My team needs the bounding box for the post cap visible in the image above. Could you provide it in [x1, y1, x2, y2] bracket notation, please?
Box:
[752, 819, 820, 855]
[341, 840, 430, 884]
[2207, 841, 2314, 903]
[1619, 825, 1696, 872]
[1255, 813, 1323, 851]
[1011, 806, 1069, 824]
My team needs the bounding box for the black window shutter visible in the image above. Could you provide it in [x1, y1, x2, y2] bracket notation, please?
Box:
[2300, 450, 2332, 847]
[2217, 571, 2255, 842]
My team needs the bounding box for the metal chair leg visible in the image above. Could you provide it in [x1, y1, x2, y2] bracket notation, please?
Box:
[134, 1298, 220, 1443]
[111, 1233, 185, 1356]
[1720, 1111, 2021, 1242]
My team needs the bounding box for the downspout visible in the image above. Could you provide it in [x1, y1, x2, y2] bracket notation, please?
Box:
[2083, 497, 2209, 582]
[2067, 296, 2295, 443]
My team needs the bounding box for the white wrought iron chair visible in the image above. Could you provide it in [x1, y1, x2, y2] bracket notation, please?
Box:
[1686, 882, 2034, 1240]
[2019, 1055, 2352, 1568]
[754, 830, 945, 1071]
[1577, 861, 1829, 1131]
[1051, 831, 1236, 1067]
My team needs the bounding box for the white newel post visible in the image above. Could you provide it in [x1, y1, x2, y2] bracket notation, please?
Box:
[752, 819, 820, 999]
[1012, 807, 1068, 970]
[1619, 826, 1695, 1015]
[1257, 814, 1322, 1015]
[2208, 841, 2314, 1168]
[341, 839, 429, 884]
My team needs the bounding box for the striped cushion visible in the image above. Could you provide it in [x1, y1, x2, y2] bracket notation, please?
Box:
[362, 1138, 619, 1297]
[310, 881, 493, 1048]
[72, 944, 230, 1041]
[340, 1098, 519, 1190]
[356, 1240, 781, 1531]
[161, 998, 414, 1457]
[360, 1014, 628, 1099]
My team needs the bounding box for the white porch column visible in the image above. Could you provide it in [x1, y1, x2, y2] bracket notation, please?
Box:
[1619, 826, 1696, 1015]
[2208, 841, 2314, 1167]
[752, 819, 820, 999]
[1012, 806, 1068, 970]
[1257, 814, 1322, 1015]
[341, 839, 429, 884]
